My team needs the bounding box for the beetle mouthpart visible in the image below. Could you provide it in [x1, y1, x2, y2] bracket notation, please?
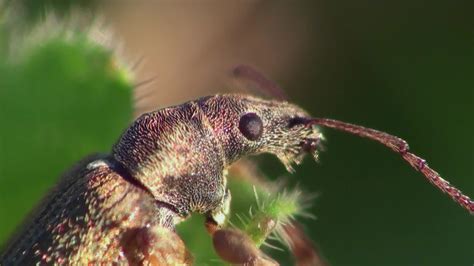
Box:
[300, 137, 325, 162]
[278, 122, 324, 172]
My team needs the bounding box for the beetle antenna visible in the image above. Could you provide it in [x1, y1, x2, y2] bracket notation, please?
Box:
[308, 118, 474, 214]
[130, 55, 145, 72]
[232, 64, 288, 101]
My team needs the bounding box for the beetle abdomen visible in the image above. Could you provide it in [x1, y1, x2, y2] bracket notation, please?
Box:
[1, 155, 180, 264]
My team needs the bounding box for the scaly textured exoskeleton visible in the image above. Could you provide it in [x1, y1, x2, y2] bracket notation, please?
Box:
[0, 94, 323, 265]
[2, 88, 473, 265]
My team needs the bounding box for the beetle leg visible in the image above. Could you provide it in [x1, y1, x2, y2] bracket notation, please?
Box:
[120, 226, 193, 266]
[282, 222, 329, 266]
[212, 228, 278, 266]
[206, 188, 232, 233]
[204, 189, 277, 265]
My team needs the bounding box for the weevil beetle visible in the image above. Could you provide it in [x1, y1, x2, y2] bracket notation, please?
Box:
[1, 91, 473, 264]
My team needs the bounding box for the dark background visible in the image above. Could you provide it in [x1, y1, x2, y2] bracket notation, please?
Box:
[1, 1, 472, 265]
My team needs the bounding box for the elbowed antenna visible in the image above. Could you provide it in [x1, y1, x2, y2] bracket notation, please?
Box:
[307, 118, 474, 214]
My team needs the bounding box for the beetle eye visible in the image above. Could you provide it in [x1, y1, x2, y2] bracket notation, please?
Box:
[239, 113, 263, 141]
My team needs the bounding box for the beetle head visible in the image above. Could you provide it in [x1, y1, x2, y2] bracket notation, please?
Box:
[198, 94, 323, 172]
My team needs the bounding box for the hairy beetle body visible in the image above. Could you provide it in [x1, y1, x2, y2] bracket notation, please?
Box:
[2, 92, 472, 265]
[114, 99, 227, 216]
[1, 94, 320, 264]
[1, 154, 190, 264]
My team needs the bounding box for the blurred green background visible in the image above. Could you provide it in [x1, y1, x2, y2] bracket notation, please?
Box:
[0, 1, 472, 265]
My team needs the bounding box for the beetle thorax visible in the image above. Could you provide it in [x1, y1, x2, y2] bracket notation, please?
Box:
[112, 101, 227, 216]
